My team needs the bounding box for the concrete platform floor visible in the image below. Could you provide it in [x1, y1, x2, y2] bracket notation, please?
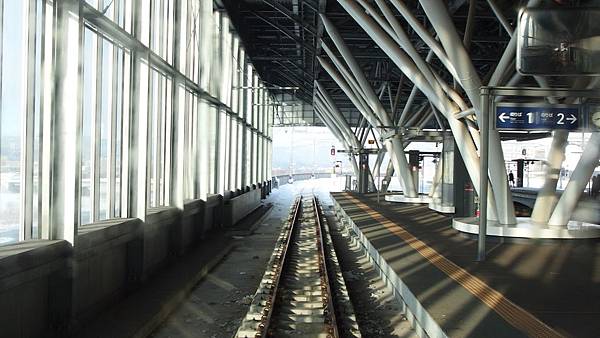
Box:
[332, 192, 600, 338]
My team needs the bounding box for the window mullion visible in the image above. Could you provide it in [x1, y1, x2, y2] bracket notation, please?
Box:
[108, 43, 119, 218]
[21, 0, 37, 241]
[92, 39, 103, 222]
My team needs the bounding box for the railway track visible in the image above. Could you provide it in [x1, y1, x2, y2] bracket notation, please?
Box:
[236, 194, 360, 338]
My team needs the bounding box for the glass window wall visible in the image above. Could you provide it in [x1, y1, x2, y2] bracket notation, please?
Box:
[0, 0, 273, 245]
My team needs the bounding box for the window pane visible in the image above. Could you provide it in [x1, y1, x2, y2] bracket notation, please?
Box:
[0, 1, 27, 245]
[80, 28, 128, 224]
[99, 38, 113, 220]
[80, 28, 98, 225]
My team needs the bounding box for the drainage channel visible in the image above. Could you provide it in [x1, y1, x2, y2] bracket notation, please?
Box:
[235, 194, 361, 338]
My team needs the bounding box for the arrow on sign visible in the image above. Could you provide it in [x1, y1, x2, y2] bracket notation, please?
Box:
[498, 112, 509, 123]
[566, 114, 577, 124]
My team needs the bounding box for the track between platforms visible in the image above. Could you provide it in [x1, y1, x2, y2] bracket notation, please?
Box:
[236, 194, 360, 338]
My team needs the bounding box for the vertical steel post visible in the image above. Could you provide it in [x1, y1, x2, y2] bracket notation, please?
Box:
[22, 0, 37, 239]
[127, 0, 149, 221]
[377, 155, 381, 203]
[170, 0, 184, 210]
[48, 0, 82, 243]
[478, 87, 490, 261]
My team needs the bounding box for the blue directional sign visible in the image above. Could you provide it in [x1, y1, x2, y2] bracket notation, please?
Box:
[495, 103, 581, 130]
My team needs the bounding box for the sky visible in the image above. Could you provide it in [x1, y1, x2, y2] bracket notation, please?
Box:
[272, 126, 350, 174]
[1, 1, 26, 138]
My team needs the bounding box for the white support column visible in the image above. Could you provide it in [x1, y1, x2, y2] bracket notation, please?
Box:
[313, 104, 350, 147]
[387, 0, 457, 78]
[48, 0, 82, 243]
[315, 83, 360, 148]
[381, 160, 394, 193]
[320, 15, 417, 197]
[318, 56, 381, 129]
[349, 154, 360, 181]
[531, 130, 569, 223]
[530, 78, 597, 222]
[320, 45, 373, 118]
[338, 0, 499, 219]
[548, 134, 600, 226]
[429, 154, 444, 198]
[419, 0, 515, 224]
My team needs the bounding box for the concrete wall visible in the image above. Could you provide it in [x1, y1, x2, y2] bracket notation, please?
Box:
[143, 207, 181, 279]
[0, 195, 231, 337]
[223, 188, 261, 227]
[275, 173, 330, 187]
[73, 218, 143, 328]
[204, 194, 223, 235]
[179, 199, 205, 254]
[0, 241, 71, 338]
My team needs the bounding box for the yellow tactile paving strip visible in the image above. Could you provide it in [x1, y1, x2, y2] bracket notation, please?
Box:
[342, 193, 563, 338]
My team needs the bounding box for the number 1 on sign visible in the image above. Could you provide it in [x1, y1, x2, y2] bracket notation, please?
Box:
[527, 112, 534, 124]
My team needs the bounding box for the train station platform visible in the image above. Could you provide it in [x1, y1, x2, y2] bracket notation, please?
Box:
[331, 192, 600, 338]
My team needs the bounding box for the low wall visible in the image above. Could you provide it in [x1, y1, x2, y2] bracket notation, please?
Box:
[223, 188, 261, 227]
[0, 240, 71, 338]
[179, 199, 205, 254]
[204, 194, 223, 235]
[73, 218, 143, 327]
[274, 173, 333, 187]
[0, 194, 230, 337]
[143, 207, 181, 279]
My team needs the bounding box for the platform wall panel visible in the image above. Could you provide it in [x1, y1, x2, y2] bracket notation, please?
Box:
[0, 194, 235, 337]
[143, 207, 181, 279]
[72, 218, 143, 326]
[179, 199, 206, 254]
[0, 240, 71, 338]
[223, 188, 261, 227]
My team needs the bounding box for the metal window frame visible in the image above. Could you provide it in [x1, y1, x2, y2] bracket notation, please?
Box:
[2, 0, 273, 245]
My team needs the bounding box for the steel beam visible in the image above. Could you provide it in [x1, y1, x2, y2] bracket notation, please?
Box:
[249, 10, 316, 54]
[321, 13, 417, 197]
[261, 0, 317, 35]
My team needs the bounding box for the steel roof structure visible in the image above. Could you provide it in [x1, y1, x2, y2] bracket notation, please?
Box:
[221, 0, 521, 127]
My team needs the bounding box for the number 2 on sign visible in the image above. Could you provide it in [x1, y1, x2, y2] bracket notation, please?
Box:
[557, 113, 565, 124]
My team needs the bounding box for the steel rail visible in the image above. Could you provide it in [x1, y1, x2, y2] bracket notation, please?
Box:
[236, 194, 342, 337]
[313, 196, 340, 338]
[256, 196, 303, 338]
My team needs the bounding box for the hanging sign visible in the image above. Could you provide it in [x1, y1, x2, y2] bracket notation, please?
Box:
[495, 103, 581, 131]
